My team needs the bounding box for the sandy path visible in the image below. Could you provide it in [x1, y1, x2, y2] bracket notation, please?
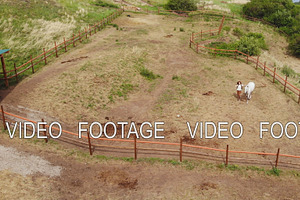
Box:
[0, 145, 61, 176]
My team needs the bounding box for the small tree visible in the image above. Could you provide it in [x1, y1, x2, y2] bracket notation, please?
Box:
[165, 0, 197, 11]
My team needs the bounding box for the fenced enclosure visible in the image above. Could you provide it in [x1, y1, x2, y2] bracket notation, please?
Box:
[189, 17, 300, 104]
[0, 9, 123, 87]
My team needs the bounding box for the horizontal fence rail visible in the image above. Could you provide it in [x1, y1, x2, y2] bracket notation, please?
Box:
[189, 16, 300, 104]
[0, 9, 123, 87]
[2, 106, 300, 170]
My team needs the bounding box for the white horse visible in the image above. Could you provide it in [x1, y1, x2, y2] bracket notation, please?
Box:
[245, 82, 255, 104]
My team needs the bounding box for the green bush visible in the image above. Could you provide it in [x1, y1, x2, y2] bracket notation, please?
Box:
[94, 0, 119, 8]
[242, 0, 300, 57]
[165, 0, 197, 11]
[236, 36, 261, 56]
[207, 32, 267, 56]
[289, 34, 300, 58]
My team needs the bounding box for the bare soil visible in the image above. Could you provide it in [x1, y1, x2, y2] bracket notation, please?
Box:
[1, 133, 300, 200]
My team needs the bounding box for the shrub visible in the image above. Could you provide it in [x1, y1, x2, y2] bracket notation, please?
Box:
[179, 27, 184, 32]
[289, 34, 300, 57]
[242, 0, 300, 58]
[94, 0, 119, 8]
[236, 36, 261, 56]
[165, 0, 197, 11]
[208, 32, 267, 56]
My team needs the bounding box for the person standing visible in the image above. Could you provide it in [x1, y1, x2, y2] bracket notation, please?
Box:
[236, 81, 243, 101]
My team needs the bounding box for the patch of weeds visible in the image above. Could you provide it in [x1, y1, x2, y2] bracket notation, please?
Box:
[179, 88, 188, 97]
[95, 155, 109, 161]
[281, 65, 297, 78]
[138, 157, 165, 164]
[168, 160, 180, 166]
[183, 160, 195, 170]
[140, 67, 162, 80]
[108, 82, 135, 102]
[118, 157, 134, 162]
[266, 167, 281, 176]
[290, 170, 300, 177]
[174, 27, 176, 31]
[179, 27, 185, 32]
[233, 27, 244, 37]
[109, 23, 119, 30]
[226, 164, 241, 171]
[79, 62, 92, 71]
[246, 166, 265, 172]
[172, 75, 181, 80]
[223, 26, 231, 32]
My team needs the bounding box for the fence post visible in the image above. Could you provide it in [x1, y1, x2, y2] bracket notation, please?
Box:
[246, 55, 249, 64]
[158, 7, 160, 14]
[298, 91, 300, 104]
[43, 48, 47, 65]
[273, 68, 276, 83]
[225, 145, 229, 166]
[89, 25, 92, 36]
[30, 55, 34, 73]
[14, 63, 18, 82]
[263, 62, 266, 76]
[256, 56, 259, 70]
[196, 43, 199, 53]
[283, 75, 288, 93]
[134, 135, 137, 160]
[1, 55, 9, 87]
[180, 138, 183, 162]
[73, 34, 75, 47]
[218, 15, 225, 35]
[234, 50, 237, 59]
[79, 30, 82, 43]
[275, 148, 280, 168]
[54, 41, 58, 58]
[64, 37, 67, 52]
[41, 118, 48, 143]
[87, 131, 93, 156]
[189, 36, 192, 48]
[1, 105, 6, 130]
[85, 28, 88, 39]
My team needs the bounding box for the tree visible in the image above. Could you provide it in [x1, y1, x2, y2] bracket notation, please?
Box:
[165, 0, 197, 11]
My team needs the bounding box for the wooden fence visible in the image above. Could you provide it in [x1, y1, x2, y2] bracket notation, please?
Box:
[0, 9, 123, 87]
[189, 17, 300, 104]
[2, 106, 300, 170]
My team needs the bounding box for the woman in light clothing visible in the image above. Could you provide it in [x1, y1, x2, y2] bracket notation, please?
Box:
[236, 81, 243, 101]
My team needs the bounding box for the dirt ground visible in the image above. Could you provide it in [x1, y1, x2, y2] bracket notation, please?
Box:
[1, 133, 300, 200]
[1, 12, 300, 199]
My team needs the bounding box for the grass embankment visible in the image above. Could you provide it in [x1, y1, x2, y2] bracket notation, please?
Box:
[0, 0, 118, 84]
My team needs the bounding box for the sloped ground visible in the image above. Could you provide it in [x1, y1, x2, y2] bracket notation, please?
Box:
[1, 12, 300, 199]
[1, 133, 300, 200]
